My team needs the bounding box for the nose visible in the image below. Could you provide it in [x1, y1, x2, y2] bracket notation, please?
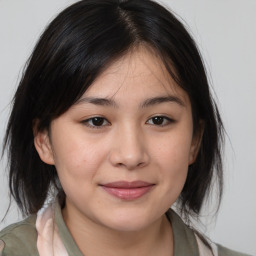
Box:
[109, 125, 150, 170]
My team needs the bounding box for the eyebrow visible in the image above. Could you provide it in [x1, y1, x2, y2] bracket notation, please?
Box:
[140, 96, 185, 108]
[75, 95, 185, 108]
[75, 97, 118, 108]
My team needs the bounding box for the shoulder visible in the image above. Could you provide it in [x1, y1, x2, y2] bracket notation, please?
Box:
[217, 244, 253, 256]
[166, 209, 252, 256]
[0, 215, 39, 256]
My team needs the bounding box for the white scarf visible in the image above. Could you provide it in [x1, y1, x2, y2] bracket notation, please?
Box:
[36, 203, 68, 256]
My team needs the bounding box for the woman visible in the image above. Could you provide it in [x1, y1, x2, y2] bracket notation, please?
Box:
[0, 0, 251, 255]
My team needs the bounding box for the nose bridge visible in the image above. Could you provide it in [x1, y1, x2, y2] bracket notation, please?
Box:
[109, 122, 149, 169]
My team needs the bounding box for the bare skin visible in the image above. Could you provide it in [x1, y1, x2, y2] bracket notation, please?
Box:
[63, 206, 173, 256]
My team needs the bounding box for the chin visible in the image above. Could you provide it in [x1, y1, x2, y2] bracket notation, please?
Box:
[100, 209, 158, 232]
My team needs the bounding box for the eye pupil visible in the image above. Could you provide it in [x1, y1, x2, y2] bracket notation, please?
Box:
[152, 116, 164, 125]
[92, 117, 104, 126]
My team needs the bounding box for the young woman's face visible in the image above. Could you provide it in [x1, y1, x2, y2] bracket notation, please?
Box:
[35, 47, 200, 232]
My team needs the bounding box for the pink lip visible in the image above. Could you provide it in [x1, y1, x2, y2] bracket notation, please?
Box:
[100, 181, 155, 200]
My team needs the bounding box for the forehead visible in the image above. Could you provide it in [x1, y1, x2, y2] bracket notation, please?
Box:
[82, 47, 189, 105]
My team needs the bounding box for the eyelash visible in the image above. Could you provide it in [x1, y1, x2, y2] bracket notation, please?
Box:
[82, 117, 110, 129]
[146, 116, 174, 126]
[82, 115, 174, 129]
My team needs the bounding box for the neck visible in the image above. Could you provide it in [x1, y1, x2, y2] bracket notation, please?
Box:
[62, 207, 173, 256]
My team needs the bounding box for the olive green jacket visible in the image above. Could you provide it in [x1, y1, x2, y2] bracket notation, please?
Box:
[0, 203, 251, 256]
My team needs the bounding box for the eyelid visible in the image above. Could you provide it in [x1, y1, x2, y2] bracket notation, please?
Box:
[146, 115, 175, 126]
[81, 115, 175, 129]
[82, 116, 110, 129]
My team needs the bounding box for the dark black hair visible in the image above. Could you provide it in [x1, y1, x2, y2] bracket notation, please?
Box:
[3, 0, 224, 219]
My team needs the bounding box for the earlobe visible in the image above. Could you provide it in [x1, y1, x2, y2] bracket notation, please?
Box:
[34, 129, 55, 165]
[189, 121, 204, 165]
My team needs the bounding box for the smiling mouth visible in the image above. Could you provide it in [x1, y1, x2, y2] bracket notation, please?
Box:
[100, 181, 155, 200]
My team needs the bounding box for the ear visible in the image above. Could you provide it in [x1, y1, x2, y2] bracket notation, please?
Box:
[34, 127, 55, 165]
[189, 121, 204, 165]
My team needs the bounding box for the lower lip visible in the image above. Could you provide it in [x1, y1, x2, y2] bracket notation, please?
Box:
[101, 186, 154, 200]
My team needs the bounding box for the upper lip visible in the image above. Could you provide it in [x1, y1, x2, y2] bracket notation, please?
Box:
[101, 181, 154, 188]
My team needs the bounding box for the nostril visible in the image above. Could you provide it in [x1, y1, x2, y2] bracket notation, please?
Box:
[117, 162, 144, 167]
[137, 162, 145, 167]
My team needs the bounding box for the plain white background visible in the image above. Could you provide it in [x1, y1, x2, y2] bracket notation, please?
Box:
[0, 0, 255, 255]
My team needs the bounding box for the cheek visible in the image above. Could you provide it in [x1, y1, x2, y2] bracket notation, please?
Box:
[155, 142, 189, 207]
[153, 132, 193, 167]
[52, 132, 108, 183]
[53, 141, 106, 204]
[151, 131, 192, 191]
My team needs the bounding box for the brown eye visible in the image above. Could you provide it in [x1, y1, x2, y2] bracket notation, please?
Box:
[83, 117, 110, 128]
[152, 116, 164, 125]
[91, 117, 105, 126]
[146, 116, 174, 126]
